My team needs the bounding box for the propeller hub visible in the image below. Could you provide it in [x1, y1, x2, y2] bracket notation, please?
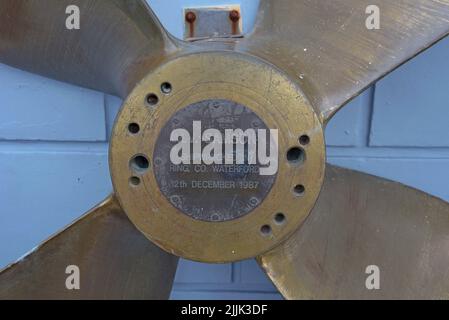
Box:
[109, 51, 326, 262]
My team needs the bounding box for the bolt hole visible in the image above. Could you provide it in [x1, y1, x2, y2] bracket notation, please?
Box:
[274, 213, 286, 225]
[130, 155, 150, 174]
[128, 123, 140, 134]
[293, 184, 305, 196]
[260, 225, 272, 236]
[286, 147, 305, 164]
[146, 93, 159, 107]
[129, 176, 141, 186]
[161, 82, 172, 94]
[299, 135, 310, 146]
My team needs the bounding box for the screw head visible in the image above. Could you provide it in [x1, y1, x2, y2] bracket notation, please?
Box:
[185, 11, 196, 23]
[229, 10, 240, 22]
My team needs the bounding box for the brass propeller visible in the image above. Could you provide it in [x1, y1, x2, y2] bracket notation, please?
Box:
[0, 0, 448, 299]
[0, 195, 178, 299]
[258, 165, 449, 299]
[0, 0, 181, 299]
[238, 0, 449, 124]
[0, 0, 180, 98]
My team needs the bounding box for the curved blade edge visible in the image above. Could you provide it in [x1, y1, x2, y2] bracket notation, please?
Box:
[238, 0, 449, 124]
[0, 0, 180, 98]
[257, 165, 449, 299]
[0, 194, 179, 299]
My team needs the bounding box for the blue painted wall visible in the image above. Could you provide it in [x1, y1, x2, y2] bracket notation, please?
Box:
[0, 0, 448, 300]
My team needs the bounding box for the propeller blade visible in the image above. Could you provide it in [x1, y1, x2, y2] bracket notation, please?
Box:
[238, 0, 449, 124]
[0, 195, 179, 299]
[0, 0, 179, 98]
[257, 165, 449, 299]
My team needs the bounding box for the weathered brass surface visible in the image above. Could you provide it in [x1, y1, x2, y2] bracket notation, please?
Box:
[0, 0, 179, 98]
[258, 165, 449, 299]
[110, 52, 326, 263]
[0, 195, 179, 299]
[237, 0, 449, 124]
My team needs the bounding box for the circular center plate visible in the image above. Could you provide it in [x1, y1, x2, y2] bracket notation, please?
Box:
[109, 51, 326, 263]
[153, 99, 277, 222]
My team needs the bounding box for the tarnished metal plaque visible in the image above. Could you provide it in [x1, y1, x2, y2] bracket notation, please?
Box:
[153, 99, 277, 222]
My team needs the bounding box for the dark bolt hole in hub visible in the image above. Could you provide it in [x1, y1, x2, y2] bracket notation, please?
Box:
[274, 213, 286, 225]
[128, 123, 140, 134]
[287, 147, 305, 164]
[161, 82, 172, 94]
[260, 224, 272, 236]
[146, 93, 159, 106]
[293, 184, 305, 196]
[130, 155, 150, 173]
[299, 135, 310, 145]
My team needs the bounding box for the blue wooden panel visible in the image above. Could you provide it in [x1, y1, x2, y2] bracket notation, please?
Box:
[370, 37, 449, 147]
[174, 259, 233, 284]
[0, 64, 106, 142]
[171, 290, 283, 300]
[325, 89, 372, 147]
[239, 259, 276, 289]
[0, 150, 110, 269]
[328, 156, 449, 202]
[105, 95, 122, 140]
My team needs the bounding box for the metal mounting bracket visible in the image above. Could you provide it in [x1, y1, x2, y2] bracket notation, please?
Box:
[183, 5, 243, 41]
